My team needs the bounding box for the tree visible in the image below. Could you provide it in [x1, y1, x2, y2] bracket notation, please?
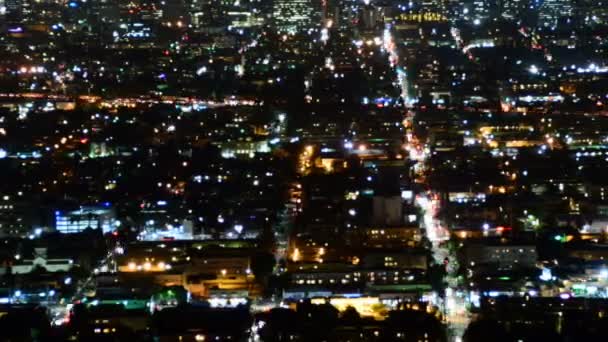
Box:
[428, 263, 447, 298]
[29, 265, 48, 276]
[385, 309, 447, 341]
[340, 306, 361, 325]
[463, 319, 510, 342]
[251, 251, 276, 281]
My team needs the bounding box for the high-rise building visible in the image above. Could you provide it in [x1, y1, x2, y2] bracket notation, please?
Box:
[190, 0, 231, 29]
[161, 0, 189, 25]
[4, 0, 29, 23]
[578, 0, 608, 26]
[500, 0, 532, 20]
[90, 0, 121, 25]
[273, 0, 317, 33]
[539, 0, 574, 27]
[360, 4, 385, 30]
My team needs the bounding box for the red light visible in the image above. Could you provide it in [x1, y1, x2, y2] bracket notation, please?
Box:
[112, 231, 118, 236]
[80, 138, 88, 144]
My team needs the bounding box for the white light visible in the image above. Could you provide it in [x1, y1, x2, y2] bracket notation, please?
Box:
[540, 268, 552, 281]
[529, 65, 539, 74]
[196, 66, 207, 75]
[599, 269, 608, 279]
[320, 28, 329, 42]
[234, 224, 243, 234]
[348, 209, 356, 216]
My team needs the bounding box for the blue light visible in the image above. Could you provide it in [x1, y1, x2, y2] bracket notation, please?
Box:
[342, 293, 361, 298]
[68, 2, 78, 8]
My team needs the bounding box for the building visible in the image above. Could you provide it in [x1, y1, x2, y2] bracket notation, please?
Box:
[372, 196, 403, 226]
[11, 247, 74, 274]
[55, 206, 116, 234]
[4, 0, 28, 23]
[273, 0, 317, 33]
[538, 0, 574, 27]
[460, 242, 538, 270]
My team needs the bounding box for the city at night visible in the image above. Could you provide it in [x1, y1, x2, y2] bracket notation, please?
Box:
[0, 0, 608, 341]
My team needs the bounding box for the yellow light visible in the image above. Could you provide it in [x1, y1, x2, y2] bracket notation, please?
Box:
[195, 334, 206, 341]
[291, 248, 300, 262]
[221, 269, 227, 276]
[158, 262, 165, 270]
[143, 262, 151, 271]
[128, 262, 136, 271]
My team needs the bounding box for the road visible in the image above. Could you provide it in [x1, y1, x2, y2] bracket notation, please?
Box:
[415, 192, 469, 341]
[382, 23, 470, 341]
